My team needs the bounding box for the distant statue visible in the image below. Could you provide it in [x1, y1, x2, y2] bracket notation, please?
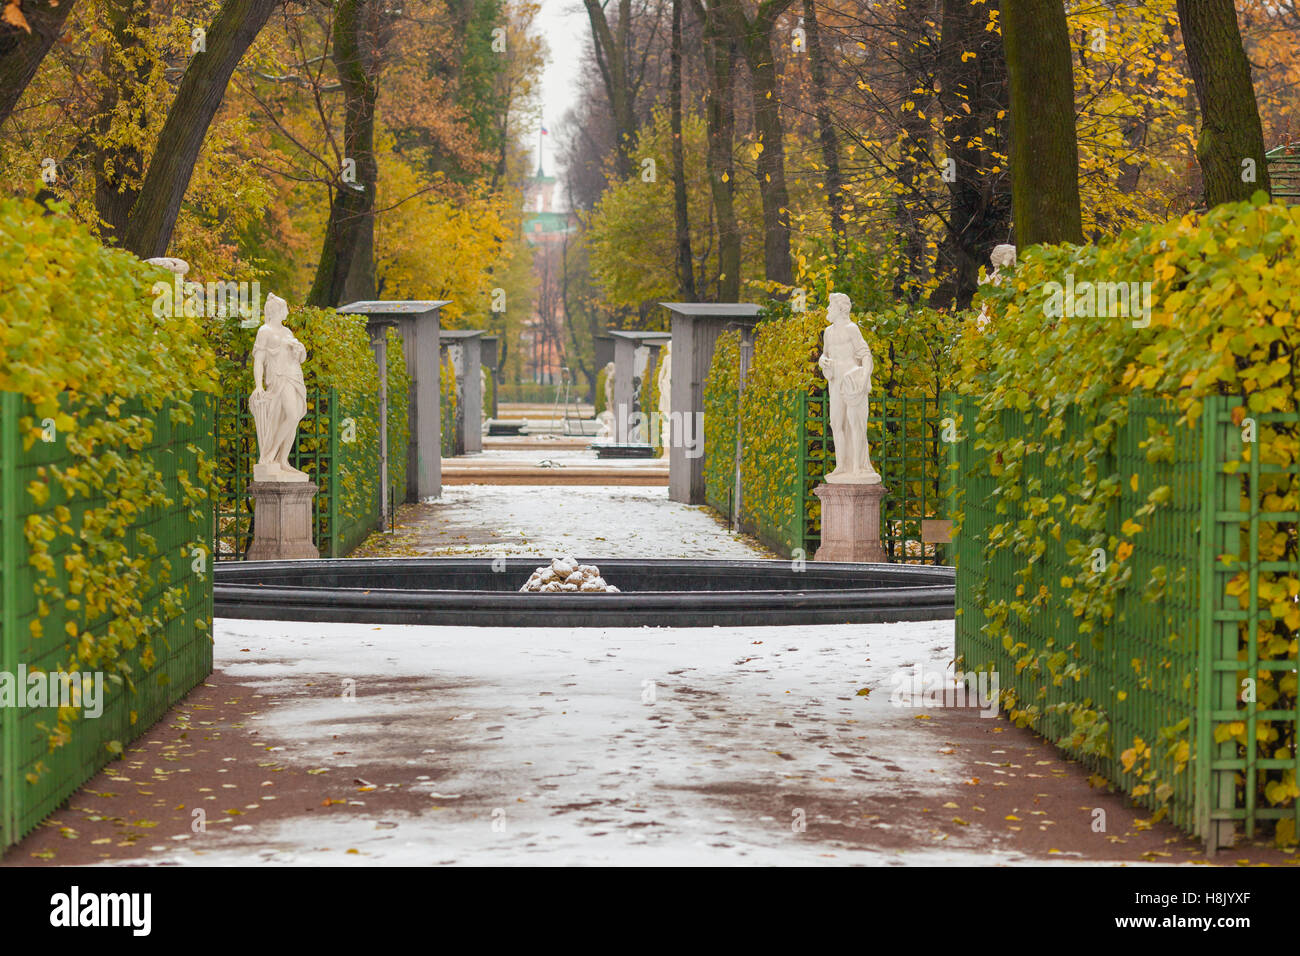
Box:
[987, 244, 1017, 284]
[144, 257, 189, 276]
[977, 243, 1017, 329]
[817, 292, 879, 484]
[602, 360, 616, 416]
[250, 293, 309, 482]
[656, 343, 672, 450]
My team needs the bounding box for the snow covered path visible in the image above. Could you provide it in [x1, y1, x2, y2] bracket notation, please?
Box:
[15, 615, 1245, 866]
[184, 617, 1009, 865]
[354, 485, 777, 560]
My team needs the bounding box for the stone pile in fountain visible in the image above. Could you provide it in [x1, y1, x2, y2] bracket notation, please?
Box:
[520, 556, 620, 593]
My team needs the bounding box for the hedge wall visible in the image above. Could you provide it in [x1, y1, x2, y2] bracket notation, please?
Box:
[703, 301, 957, 557]
[440, 351, 459, 458]
[214, 309, 409, 557]
[954, 196, 1300, 840]
[0, 198, 215, 849]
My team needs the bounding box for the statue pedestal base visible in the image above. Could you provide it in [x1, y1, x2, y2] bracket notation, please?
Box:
[813, 482, 887, 562]
[247, 481, 319, 560]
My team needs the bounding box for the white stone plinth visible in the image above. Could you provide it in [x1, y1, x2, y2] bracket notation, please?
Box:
[813, 482, 887, 563]
[247, 481, 319, 560]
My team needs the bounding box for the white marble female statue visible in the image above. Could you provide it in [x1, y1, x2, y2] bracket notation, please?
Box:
[250, 293, 309, 482]
[817, 292, 879, 484]
[656, 343, 672, 449]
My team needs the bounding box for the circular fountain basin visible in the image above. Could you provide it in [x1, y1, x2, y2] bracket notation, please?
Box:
[214, 558, 954, 627]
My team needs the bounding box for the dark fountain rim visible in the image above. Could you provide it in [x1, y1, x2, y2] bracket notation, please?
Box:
[214, 557, 955, 628]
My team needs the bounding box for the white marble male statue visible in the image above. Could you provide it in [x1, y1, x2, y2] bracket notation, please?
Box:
[817, 292, 880, 484]
[250, 293, 309, 482]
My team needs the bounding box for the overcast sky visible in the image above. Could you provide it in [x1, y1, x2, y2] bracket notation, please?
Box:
[532, 0, 589, 186]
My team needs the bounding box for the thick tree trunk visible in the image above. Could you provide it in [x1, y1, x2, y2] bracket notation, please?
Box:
[583, 0, 638, 180]
[892, 0, 930, 302]
[307, 0, 379, 306]
[1176, 0, 1272, 206]
[670, 0, 696, 301]
[803, 0, 843, 262]
[0, 0, 77, 128]
[119, 0, 282, 258]
[92, 0, 153, 241]
[1001, 0, 1082, 246]
[726, 0, 795, 287]
[930, 0, 1011, 310]
[692, 0, 741, 300]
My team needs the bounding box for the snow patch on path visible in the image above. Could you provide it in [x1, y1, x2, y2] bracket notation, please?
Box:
[359, 484, 774, 559]
[126, 616, 1053, 866]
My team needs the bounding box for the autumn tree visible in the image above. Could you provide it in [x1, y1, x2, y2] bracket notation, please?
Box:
[802, 0, 843, 261]
[669, 0, 696, 300]
[717, 0, 795, 286]
[1176, 0, 1272, 206]
[1002, 0, 1082, 245]
[0, 0, 78, 128]
[307, 0, 392, 306]
[582, 0, 664, 179]
[688, 0, 741, 299]
[930, 0, 1010, 309]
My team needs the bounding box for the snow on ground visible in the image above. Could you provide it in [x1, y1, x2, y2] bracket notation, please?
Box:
[468, 448, 666, 465]
[131, 615, 1045, 866]
[357, 485, 774, 560]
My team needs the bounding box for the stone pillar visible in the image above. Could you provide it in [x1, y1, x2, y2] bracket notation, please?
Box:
[338, 301, 448, 502]
[406, 309, 441, 499]
[663, 304, 761, 504]
[813, 483, 887, 563]
[668, 313, 720, 502]
[613, 334, 637, 443]
[461, 336, 483, 453]
[247, 482, 320, 560]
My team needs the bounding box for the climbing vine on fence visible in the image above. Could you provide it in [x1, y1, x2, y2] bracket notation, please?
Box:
[215, 306, 395, 548]
[387, 327, 411, 504]
[703, 297, 958, 555]
[0, 197, 216, 757]
[441, 352, 458, 457]
[955, 196, 1300, 836]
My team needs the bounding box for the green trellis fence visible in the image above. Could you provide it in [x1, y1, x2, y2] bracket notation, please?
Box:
[704, 383, 948, 562]
[215, 387, 399, 561]
[948, 393, 1300, 850]
[1, 392, 214, 850]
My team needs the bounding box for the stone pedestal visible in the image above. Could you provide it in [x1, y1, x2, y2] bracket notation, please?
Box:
[246, 481, 319, 560]
[813, 482, 887, 563]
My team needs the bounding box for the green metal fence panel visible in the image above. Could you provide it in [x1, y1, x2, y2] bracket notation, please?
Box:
[952, 395, 1202, 827]
[2, 391, 19, 848]
[797, 390, 828, 556]
[703, 349, 740, 525]
[1108, 395, 1204, 832]
[0, 391, 214, 850]
[702, 372, 946, 561]
[952, 392, 1300, 850]
[1266, 143, 1299, 201]
[798, 386, 945, 563]
[873, 391, 947, 565]
[217, 387, 390, 560]
[1199, 397, 1300, 851]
